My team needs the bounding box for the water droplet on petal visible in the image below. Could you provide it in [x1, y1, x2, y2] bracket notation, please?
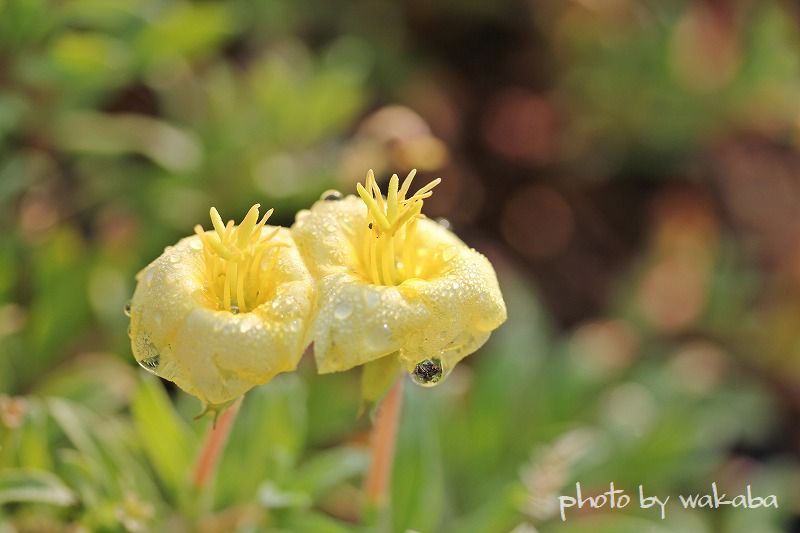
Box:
[364, 291, 380, 309]
[411, 357, 445, 387]
[366, 322, 391, 349]
[168, 254, 181, 263]
[123, 301, 132, 317]
[230, 305, 240, 314]
[334, 301, 353, 320]
[436, 217, 451, 230]
[138, 355, 161, 374]
[321, 189, 343, 201]
[190, 239, 203, 250]
[295, 209, 310, 222]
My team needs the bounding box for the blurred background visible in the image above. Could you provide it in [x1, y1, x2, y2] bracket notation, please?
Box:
[1, 0, 800, 531]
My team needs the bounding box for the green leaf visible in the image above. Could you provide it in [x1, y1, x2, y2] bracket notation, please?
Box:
[361, 354, 400, 409]
[391, 385, 445, 533]
[0, 469, 76, 506]
[288, 446, 369, 500]
[214, 375, 307, 508]
[282, 509, 355, 533]
[131, 375, 196, 496]
[55, 112, 202, 172]
[48, 397, 163, 504]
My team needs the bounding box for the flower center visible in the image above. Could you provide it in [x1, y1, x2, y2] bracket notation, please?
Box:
[356, 169, 449, 286]
[194, 204, 283, 313]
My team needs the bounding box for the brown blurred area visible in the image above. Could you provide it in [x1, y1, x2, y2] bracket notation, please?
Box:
[344, 0, 800, 335]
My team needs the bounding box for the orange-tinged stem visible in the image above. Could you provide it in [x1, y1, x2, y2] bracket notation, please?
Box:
[365, 379, 404, 508]
[193, 397, 243, 489]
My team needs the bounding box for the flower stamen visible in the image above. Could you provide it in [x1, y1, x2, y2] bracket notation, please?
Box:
[194, 204, 284, 313]
[355, 169, 443, 286]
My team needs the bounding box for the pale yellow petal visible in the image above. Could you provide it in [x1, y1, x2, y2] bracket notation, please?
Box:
[129, 227, 315, 404]
[291, 197, 506, 375]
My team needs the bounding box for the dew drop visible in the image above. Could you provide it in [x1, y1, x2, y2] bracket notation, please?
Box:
[230, 305, 240, 314]
[138, 355, 161, 374]
[366, 322, 391, 349]
[189, 239, 203, 250]
[443, 247, 458, 262]
[436, 217, 451, 230]
[411, 357, 445, 387]
[321, 189, 343, 201]
[364, 291, 380, 309]
[168, 254, 181, 263]
[334, 301, 353, 320]
[123, 301, 132, 317]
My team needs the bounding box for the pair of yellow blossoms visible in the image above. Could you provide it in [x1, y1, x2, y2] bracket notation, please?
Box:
[127, 171, 507, 406]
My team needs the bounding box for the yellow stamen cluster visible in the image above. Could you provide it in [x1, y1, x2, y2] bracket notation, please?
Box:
[194, 204, 283, 313]
[356, 169, 442, 286]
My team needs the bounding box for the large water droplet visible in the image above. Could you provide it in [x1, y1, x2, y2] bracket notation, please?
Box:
[334, 301, 353, 320]
[411, 357, 445, 387]
[189, 239, 203, 250]
[321, 189, 343, 201]
[436, 217, 452, 230]
[138, 355, 160, 373]
[123, 301, 132, 317]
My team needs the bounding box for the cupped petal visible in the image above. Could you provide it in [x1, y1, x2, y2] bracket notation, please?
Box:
[291, 196, 367, 277]
[292, 195, 506, 374]
[129, 227, 314, 404]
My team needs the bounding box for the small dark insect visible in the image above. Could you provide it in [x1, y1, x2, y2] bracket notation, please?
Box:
[368, 222, 373, 229]
[413, 358, 443, 384]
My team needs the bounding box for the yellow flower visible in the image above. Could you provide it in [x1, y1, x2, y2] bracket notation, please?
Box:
[292, 170, 506, 385]
[128, 205, 314, 405]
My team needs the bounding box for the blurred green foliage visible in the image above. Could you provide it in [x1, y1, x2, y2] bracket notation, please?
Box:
[1, 0, 800, 532]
